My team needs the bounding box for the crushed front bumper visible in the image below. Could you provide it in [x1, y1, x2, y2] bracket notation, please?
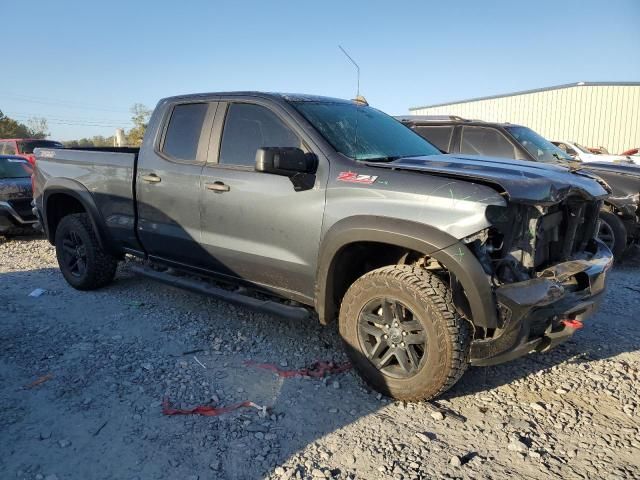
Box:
[471, 240, 613, 366]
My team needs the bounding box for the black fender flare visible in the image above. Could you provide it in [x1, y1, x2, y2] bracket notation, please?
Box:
[315, 215, 498, 329]
[42, 178, 120, 255]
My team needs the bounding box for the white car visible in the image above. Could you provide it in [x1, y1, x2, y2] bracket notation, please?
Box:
[552, 140, 638, 164]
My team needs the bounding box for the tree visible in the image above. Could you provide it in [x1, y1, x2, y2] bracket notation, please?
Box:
[0, 110, 32, 138]
[126, 103, 152, 146]
[62, 102, 150, 147]
[27, 117, 49, 139]
[63, 135, 115, 148]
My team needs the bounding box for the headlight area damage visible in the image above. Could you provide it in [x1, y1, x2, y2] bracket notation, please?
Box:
[372, 155, 616, 366]
[465, 197, 613, 365]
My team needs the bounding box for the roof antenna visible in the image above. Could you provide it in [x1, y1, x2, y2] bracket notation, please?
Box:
[338, 45, 368, 105]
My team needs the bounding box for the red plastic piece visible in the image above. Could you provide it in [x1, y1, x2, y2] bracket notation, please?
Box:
[162, 398, 259, 417]
[25, 373, 53, 389]
[562, 319, 584, 329]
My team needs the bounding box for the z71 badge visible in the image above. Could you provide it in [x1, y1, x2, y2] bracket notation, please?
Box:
[337, 171, 379, 185]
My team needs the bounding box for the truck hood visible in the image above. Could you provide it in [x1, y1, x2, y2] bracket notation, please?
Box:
[584, 161, 640, 177]
[368, 154, 609, 205]
[0, 177, 32, 200]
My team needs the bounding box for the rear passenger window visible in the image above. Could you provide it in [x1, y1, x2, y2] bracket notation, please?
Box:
[219, 103, 302, 167]
[162, 103, 208, 162]
[1, 141, 17, 155]
[414, 126, 454, 152]
[460, 126, 516, 159]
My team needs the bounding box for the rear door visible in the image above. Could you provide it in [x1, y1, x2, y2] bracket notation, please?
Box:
[459, 126, 518, 159]
[198, 99, 327, 301]
[412, 125, 455, 153]
[136, 100, 217, 265]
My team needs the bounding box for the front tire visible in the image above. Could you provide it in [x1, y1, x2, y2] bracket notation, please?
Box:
[55, 213, 118, 290]
[339, 265, 471, 401]
[598, 210, 627, 258]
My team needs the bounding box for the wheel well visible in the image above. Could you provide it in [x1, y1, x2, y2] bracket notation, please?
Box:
[322, 241, 476, 329]
[45, 193, 86, 241]
[323, 242, 424, 324]
[602, 202, 615, 213]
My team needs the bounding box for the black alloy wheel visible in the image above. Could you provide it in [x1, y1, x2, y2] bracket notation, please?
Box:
[358, 298, 427, 378]
[60, 229, 88, 278]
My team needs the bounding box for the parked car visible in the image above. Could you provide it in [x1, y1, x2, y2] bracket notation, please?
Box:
[0, 138, 64, 165]
[621, 148, 639, 157]
[552, 140, 637, 165]
[587, 146, 610, 155]
[0, 155, 38, 236]
[578, 162, 640, 255]
[33, 92, 613, 401]
[398, 116, 640, 257]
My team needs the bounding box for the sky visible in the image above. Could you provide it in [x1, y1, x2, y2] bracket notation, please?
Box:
[1, 0, 639, 141]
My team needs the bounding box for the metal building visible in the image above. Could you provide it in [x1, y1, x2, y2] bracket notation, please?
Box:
[409, 82, 640, 154]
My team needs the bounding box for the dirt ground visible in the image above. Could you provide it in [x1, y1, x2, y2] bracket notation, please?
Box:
[1, 236, 639, 480]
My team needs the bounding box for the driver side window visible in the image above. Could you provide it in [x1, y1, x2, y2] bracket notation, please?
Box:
[219, 103, 303, 168]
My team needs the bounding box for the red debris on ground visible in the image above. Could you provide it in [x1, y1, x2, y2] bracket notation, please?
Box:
[24, 373, 53, 389]
[244, 360, 352, 378]
[162, 398, 263, 417]
[562, 319, 584, 329]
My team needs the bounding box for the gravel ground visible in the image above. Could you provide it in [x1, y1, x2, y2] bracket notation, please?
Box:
[1, 235, 639, 480]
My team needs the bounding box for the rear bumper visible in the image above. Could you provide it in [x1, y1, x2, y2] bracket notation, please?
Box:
[0, 201, 38, 233]
[470, 240, 613, 366]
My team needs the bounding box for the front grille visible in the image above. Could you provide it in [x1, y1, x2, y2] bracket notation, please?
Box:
[8, 198, 36, 221]
[534, 197, 600, 268]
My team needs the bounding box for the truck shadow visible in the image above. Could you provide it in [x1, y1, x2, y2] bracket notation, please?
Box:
[2, 261, 638, 480]
[0, 232, 44, 244]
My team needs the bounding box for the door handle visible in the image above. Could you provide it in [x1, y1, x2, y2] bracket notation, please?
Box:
[205, 181, 230, 193]
[142, 173, 161, 183]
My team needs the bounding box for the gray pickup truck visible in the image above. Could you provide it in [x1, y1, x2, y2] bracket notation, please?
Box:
[33, 92, 613, 401]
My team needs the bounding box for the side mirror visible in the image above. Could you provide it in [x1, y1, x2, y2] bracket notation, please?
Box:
[255, 147, 317, 176]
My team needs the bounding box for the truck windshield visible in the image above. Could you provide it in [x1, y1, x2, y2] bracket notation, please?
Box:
[291, 101, 441, 161]
[18, 140, 64, 154]
[0, 158, 32, 178]
[505, 126, 573, 163]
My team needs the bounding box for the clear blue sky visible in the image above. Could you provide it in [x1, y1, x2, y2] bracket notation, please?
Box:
[2, 0, 638, 141]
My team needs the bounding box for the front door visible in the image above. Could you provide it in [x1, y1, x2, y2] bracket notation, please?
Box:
[136, 101, 216, 266]
[198, 100, 327, 301]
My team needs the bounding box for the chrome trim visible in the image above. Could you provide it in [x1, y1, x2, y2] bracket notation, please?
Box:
[0, 201, 38, 225]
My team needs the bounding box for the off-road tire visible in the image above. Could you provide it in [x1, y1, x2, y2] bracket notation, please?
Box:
[339, 265, 472, 401]
[55, 213, 118, 290]
[598, 210, 627, 258]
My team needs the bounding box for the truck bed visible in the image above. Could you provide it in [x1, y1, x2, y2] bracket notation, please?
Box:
[34, 146, 141, 252]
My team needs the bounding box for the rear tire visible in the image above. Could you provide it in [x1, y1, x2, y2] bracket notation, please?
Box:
[339, 265, 471, 401]
[55, 213, 118, 290]
[598, 210, 627, 258]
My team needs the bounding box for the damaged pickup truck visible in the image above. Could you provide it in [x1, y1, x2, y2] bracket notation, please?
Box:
[33, 92, 613, 400]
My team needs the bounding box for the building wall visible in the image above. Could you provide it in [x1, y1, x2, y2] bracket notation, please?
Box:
[410, 84, 640, 154]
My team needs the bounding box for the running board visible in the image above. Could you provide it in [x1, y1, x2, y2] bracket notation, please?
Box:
[128, 264, 310, 321]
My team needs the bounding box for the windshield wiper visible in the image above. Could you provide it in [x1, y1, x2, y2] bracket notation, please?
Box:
[363, 154, 429, 163]
[552, 152, 582, 172]
[362, 155, 404, 163]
